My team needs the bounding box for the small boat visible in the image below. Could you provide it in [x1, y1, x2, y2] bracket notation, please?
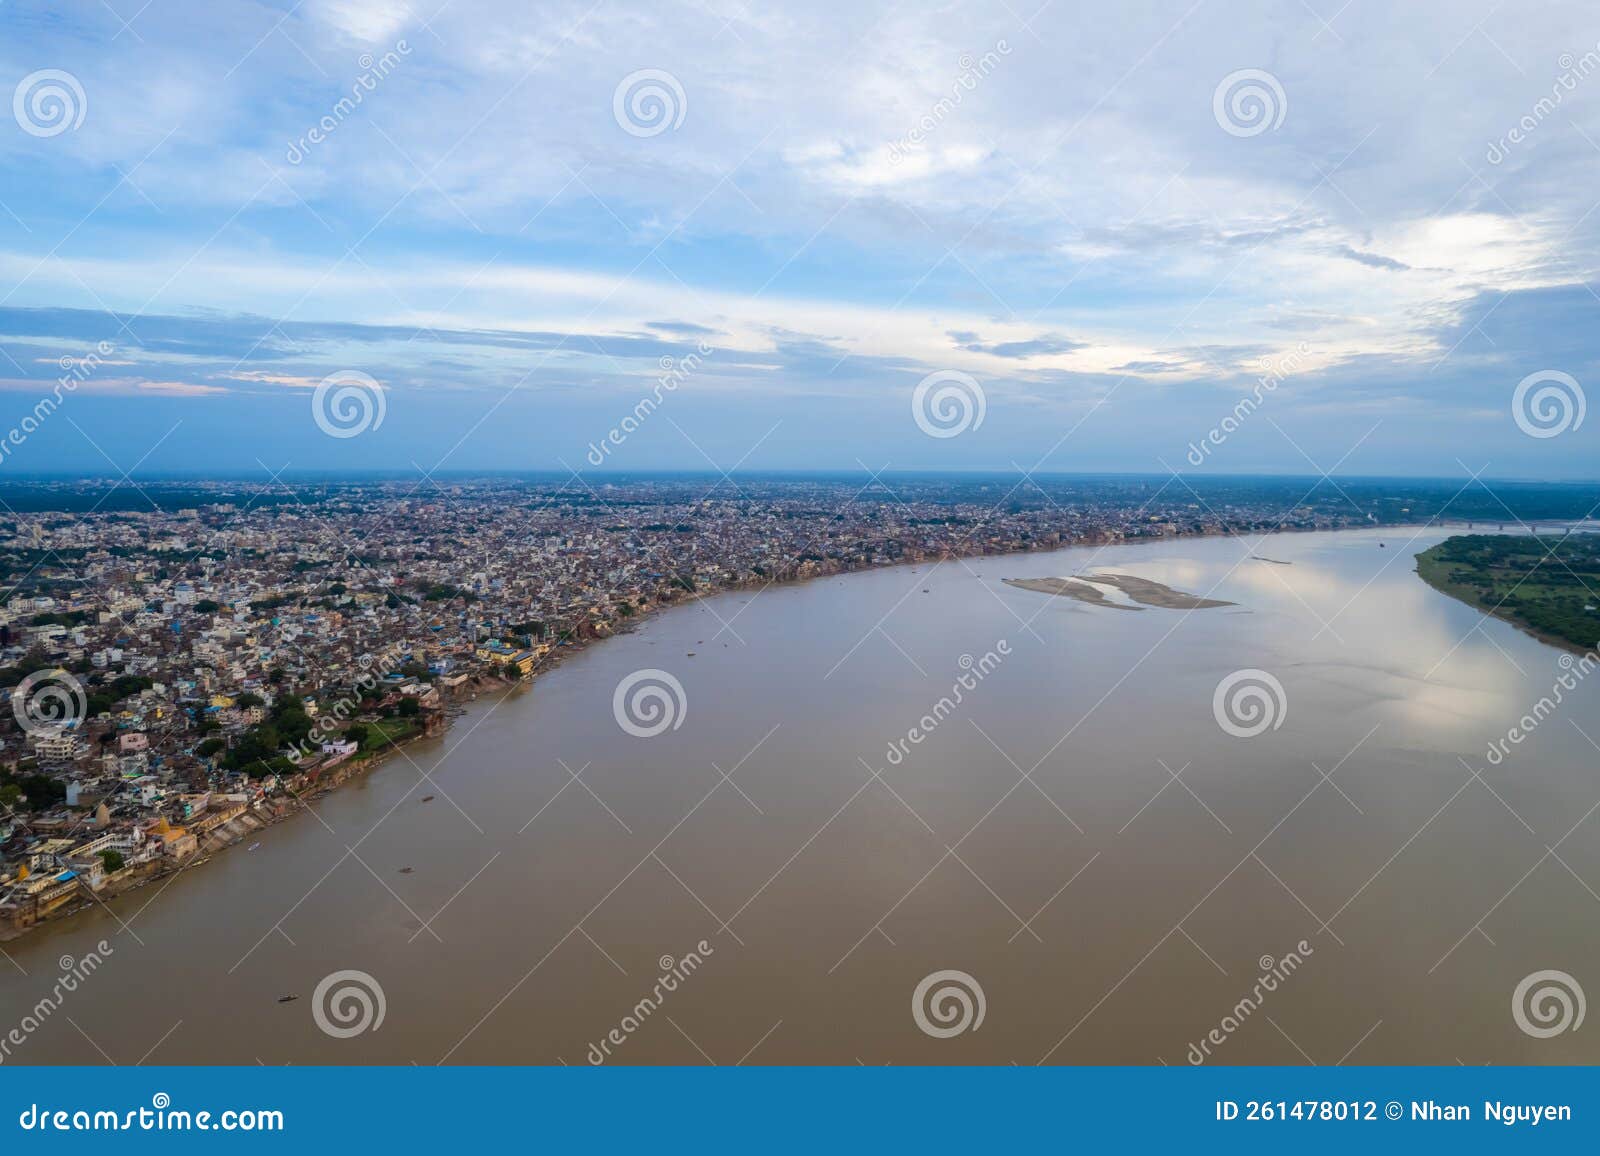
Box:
[399, 867, 414, 874]
[686, 651, 696, 657]
[277, 995, 298, 1003]
[420, 795, 435, 803]
[248, 842, 260, 851]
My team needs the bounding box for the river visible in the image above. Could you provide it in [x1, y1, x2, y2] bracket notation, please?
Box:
[4, 526, 1598, 1065]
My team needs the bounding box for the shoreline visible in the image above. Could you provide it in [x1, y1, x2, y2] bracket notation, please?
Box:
[0, 707, 464, 943]
[0, 517, 1487, 945]
[1414, 546, 1599, 657]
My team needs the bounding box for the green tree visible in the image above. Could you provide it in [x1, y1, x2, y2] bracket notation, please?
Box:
[224, 725, 281, 772]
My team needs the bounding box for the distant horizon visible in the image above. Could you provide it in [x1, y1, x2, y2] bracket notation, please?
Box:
[5, 468, 1600, 486]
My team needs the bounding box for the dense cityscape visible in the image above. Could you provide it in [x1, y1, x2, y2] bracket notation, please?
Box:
[0, 473, 1376, 935]
[1, 472, 1594, 938]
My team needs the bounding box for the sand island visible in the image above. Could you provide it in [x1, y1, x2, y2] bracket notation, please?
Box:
[1004, 572, 1235, 610]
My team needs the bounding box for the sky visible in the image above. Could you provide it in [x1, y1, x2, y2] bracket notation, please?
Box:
[0, 0, 1598, 479]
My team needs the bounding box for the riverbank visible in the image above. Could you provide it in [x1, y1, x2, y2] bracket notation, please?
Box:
[0, 676, 498, 942]
[1415, 534, 1600, 655]
[0, 518, 1474, 944]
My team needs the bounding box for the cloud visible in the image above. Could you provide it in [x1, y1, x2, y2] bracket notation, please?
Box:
[1332, 245, 1410, 272]
[1110, 360, 1185, 374]
[136, 380, 231, 396]
[956, 333, 1088, 359]
[646, 320, 721, 337]
[0, 1, 1597, 475]
[309, 0, 411, 43]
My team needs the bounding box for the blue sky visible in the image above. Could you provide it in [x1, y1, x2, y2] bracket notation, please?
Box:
[1, 0, 1598, 478]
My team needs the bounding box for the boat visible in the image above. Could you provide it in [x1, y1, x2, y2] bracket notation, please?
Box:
[277, 995, 298, 1003]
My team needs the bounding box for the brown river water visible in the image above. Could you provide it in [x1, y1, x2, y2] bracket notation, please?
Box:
[3, 526, 1598, 1065]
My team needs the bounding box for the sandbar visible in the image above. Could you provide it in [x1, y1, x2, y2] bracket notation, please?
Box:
[1002, 576, 1143, 609]
[1005, 572, 1234, 610]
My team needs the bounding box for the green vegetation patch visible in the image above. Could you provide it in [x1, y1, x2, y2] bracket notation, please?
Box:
[1418, 534, 1600, 651]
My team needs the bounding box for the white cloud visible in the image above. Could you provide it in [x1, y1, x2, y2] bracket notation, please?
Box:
[3, 0, 1599, 476]
[308, 0, 412, 43]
